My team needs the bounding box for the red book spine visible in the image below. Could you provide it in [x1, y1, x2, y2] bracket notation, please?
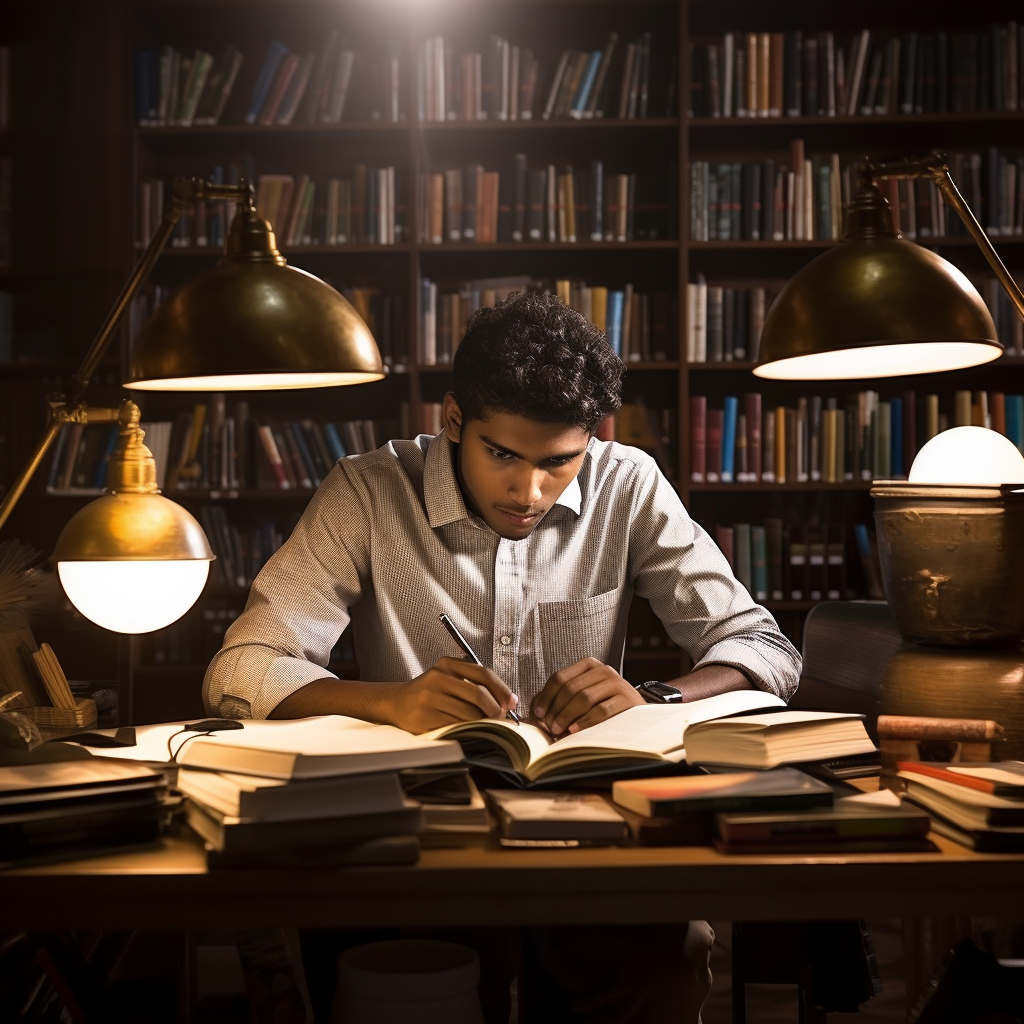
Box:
[690, 396, 707, 482]
[745, 392, 762, 482]
[706, 407, 723, 483]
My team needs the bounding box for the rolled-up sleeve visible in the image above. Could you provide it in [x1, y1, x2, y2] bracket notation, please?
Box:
[203, 461, 370, 719]
[628, 462, 802, 700]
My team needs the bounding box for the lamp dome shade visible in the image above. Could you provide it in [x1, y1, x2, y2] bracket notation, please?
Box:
[754, 238, 1002, 380]
[53, 491, 214, 633]
[126, 261, 386, 391]
[909, 426, 1024, 485]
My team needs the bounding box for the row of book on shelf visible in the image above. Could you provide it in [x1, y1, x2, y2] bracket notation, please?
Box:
[685, 274, 1024, 364]
[134, 33, 402, 127]
[689, 144, 1024, 243]
[709, 519, 883, 603]
[417, 157, 673, 245]
[45, 400, 399, 497]
[688, 22, 1024, 119]
[417, 30, 662, 124]
[138, 166, 404, 249]
[690, 390, 1024, 486]
[129, 286, 408, 370]
[418, 277, 675, 366]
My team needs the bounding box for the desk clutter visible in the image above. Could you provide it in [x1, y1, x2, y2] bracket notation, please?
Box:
[5, 703, 1024, 865]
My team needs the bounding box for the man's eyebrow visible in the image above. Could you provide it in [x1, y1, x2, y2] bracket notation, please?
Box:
[478, 434, 586, 462]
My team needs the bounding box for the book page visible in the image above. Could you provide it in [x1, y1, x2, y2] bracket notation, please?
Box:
[687, 709, 861, 733]
[535, 689, 786, 763]
[421, 718, 552, 771]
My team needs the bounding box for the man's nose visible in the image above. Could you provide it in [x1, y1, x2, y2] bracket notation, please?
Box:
[509, 467, 544, 507]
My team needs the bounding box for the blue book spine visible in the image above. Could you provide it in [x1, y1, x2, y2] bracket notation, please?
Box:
[890, 397, 904, 477]
[323, 422, 348, 461]
[245, 40, 289, 124]
[1007, 395, 1024, 453]
[721, 396, 738, 482]
[606, 291, 624, 356]
[288, 421, 321, 486]
[570, 51, 603, 117]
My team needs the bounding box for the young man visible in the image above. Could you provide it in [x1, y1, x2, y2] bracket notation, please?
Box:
[204, 290, 802, 1023]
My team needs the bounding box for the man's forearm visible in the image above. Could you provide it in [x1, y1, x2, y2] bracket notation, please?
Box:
[268, 677, 402, 723]
[665, 664, 753, 702]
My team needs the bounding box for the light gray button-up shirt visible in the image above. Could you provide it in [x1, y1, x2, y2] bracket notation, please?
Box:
[204, 433, 801, 720]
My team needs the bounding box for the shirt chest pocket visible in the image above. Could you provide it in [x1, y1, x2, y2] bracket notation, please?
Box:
[536, 588, 623, 678]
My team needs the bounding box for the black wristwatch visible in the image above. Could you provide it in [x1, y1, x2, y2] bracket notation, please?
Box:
[633, 679, 684, 704]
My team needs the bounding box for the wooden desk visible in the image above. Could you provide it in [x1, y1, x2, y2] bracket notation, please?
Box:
[4, 831, 1023, 932]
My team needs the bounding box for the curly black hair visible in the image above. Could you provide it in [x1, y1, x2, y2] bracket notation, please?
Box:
[452, 291, 624, 432]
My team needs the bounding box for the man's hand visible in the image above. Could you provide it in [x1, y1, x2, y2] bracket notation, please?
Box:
[531, 657, 645, 736]
[390, 657, 518, 734]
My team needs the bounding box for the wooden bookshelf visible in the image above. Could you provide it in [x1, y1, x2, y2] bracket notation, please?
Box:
[4, 0, 1024, 720]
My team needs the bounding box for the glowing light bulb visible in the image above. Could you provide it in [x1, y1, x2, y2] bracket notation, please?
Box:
[908, 425, 1024, 485]
[57, 560, 210, 634]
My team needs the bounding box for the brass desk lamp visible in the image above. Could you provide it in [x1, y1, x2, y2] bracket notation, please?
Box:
[752, 153, 1024, 645]
[0, 178, 385, 634]
[755, 150, 1024, 380]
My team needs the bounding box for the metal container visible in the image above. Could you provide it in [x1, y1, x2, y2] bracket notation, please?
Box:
[871, 482, 1024, 645]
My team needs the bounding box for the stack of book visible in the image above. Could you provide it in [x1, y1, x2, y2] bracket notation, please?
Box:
[0, 760, 165, 867]
[895, 761, 1024, 851]
[612, 766, 927, 852]
[172, 717, 464, 867]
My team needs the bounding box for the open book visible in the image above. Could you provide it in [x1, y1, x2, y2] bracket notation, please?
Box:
[420, 690, 786, 785]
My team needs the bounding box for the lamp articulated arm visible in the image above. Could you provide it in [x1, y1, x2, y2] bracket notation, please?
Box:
[0, 179, 255, 534]
[858, 151, 1024, 325]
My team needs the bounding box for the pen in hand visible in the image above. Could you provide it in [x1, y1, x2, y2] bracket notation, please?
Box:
[438, 613, 521, 724]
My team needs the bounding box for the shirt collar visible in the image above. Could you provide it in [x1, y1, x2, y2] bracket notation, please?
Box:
[423, 432, 584, 530]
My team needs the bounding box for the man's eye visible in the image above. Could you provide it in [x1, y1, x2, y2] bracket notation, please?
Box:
[489, 448, 512, 460]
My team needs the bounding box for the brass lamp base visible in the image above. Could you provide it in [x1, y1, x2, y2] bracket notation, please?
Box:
[871, 482, 1024, 645]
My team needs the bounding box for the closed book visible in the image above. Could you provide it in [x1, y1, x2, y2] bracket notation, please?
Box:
[177, 716, 463, 780]
[733, 521, 752, 592]
[897, 770, 1024, 829]
[186, 799, 423, 856]
[689, 395, 707, 482]
[706, 407, 723, 482]
[897, 761, 1024, 798]
[245, 40, 289, 124]
[765, 517, 784, 599]
[684, 710, 876, 770]
[487, 790, 627, 841]
[616, 805, 716, 846]
[744, 392, 761, 481]
[717, 790, 930, 845]
[750, 524, 768, 600]
[612, 767, 833, 818]
[720, 396, 738, 482]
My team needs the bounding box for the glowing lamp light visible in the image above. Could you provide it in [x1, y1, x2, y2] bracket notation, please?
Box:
[908, 426, 1024, 486]
[57, 560, 211, 634]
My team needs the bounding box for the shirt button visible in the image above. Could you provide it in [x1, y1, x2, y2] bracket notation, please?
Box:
[500, 635, 512, 646]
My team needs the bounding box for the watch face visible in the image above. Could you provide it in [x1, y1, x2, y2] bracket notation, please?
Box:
[640, 680, 684, 703]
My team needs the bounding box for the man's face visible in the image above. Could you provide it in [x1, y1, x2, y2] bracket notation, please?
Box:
[443, 394, 590, 540]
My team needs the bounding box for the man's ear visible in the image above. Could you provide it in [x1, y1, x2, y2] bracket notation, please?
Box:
[442, 392, 463, 444]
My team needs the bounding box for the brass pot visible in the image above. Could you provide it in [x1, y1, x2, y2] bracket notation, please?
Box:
[871, 482, 1024, 645]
